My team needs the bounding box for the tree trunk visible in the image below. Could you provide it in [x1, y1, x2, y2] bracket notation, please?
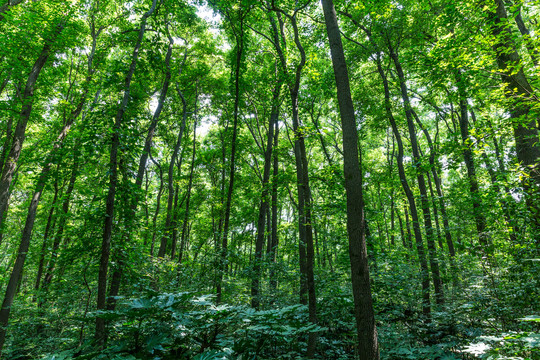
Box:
[179, 117, 198, 265]
[488, 0, 540, 229]
[95, 0, 156, 343]
[389, 47, 444, 306]
[34, 173, 59, 299]
[375, 55, 431, 317]
[251, 81, 280, 309]
[157, 50, 189, 258]
[321, 1, 379, 357]
[217, 16, 244, 304]
[456, 70, 489, 249]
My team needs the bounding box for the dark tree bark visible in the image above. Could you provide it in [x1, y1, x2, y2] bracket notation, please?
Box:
[95, 0, 156, 343]
[107, 25, 174, 311]
[179, 115, 198, 265]
[389, 47, 444, 306]
[470, 109, 520, 243]
[157, 49, 189, 258]
[217, 10, 247, 304]
[251, 79, 281, 309]
[455, 70, 489, 249]
[0, 86, 85, 353]
[376, 55, 431, 317]
[321, 0, 379, 357]
[40, 156, 78, 297]
[269, 118, 280, 291]
[149, 155, 164, 257]
[487, 0, 540, 228]
[34, 172, 59, 299]
[0, 116, 13, 179]
[269, 9, 318, 355]
[411, 111, 455, 257]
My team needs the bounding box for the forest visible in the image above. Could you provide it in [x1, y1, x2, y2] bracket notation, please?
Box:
[0, 0, 539, 358]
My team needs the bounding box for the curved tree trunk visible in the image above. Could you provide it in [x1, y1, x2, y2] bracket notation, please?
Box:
[375, 55, 431, 318]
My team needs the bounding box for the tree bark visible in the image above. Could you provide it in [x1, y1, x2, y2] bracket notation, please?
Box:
[251, 80, 280, 309]
[375, 55, 431, 317]
[455, 70, 490, 249]
[95, 0, 156, 343]
[487, 0, 540, 229]
[157, 48, 188, 258]
[217, 14, 244, 304]
[179, 115, 198, 265]
[389, 47, 444, 306]
[321, 0, 379, 357]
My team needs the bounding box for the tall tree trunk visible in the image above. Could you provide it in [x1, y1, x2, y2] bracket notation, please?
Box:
[455, 70, 489, 249]
[411, 111, 456, 257]
[321, 1, 379, 357]
[269, 119, 280, 291]
[0, 116, 13, 178]
[179, 117, 198, 265]
[487, 0, 540, 229]
[107, 28, 174, 311]
[270, 9, 318, 355]
[251, 80, 280, 309]
[149, 155, 164, 257]
[34, 173, 60, 299]
[0, 95, 83, 353]
[375, 55, 431, 317]
[95, 0, 156, 343]
[157, 49, 189, 258]
[470, 109, 520, 243]
[40, 156, 78, 297]
[217, 12, 246, 304]
[389, 47, 444, 306]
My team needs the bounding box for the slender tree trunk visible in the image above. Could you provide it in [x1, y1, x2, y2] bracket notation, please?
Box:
[470, 109, 520, 243]
[179, 117, 198, 265]
[34, 173, 60, 299]
[149, 156, 164, 257]
[40, 157, 78, 297]
[251, 81, 280, 309]
[269, 119, 280, 291]
[513, 3, 539, 67]
[411, 112, 455, 257]
[157, 51, 189, 258]
[217, 14, 245, 304]
[404, 203, 413, 249]
[95, 0, 156, 343]
[0, 116, 12, 178]
[456, 70, 489, 248]
[0, 101, 81, 353]
[107, 27, 174, 311]
[321, 1, 379, 357]
[375, 55, 431, 317]
[389, 47, 444, 306]
[397, 205, 407, 248]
